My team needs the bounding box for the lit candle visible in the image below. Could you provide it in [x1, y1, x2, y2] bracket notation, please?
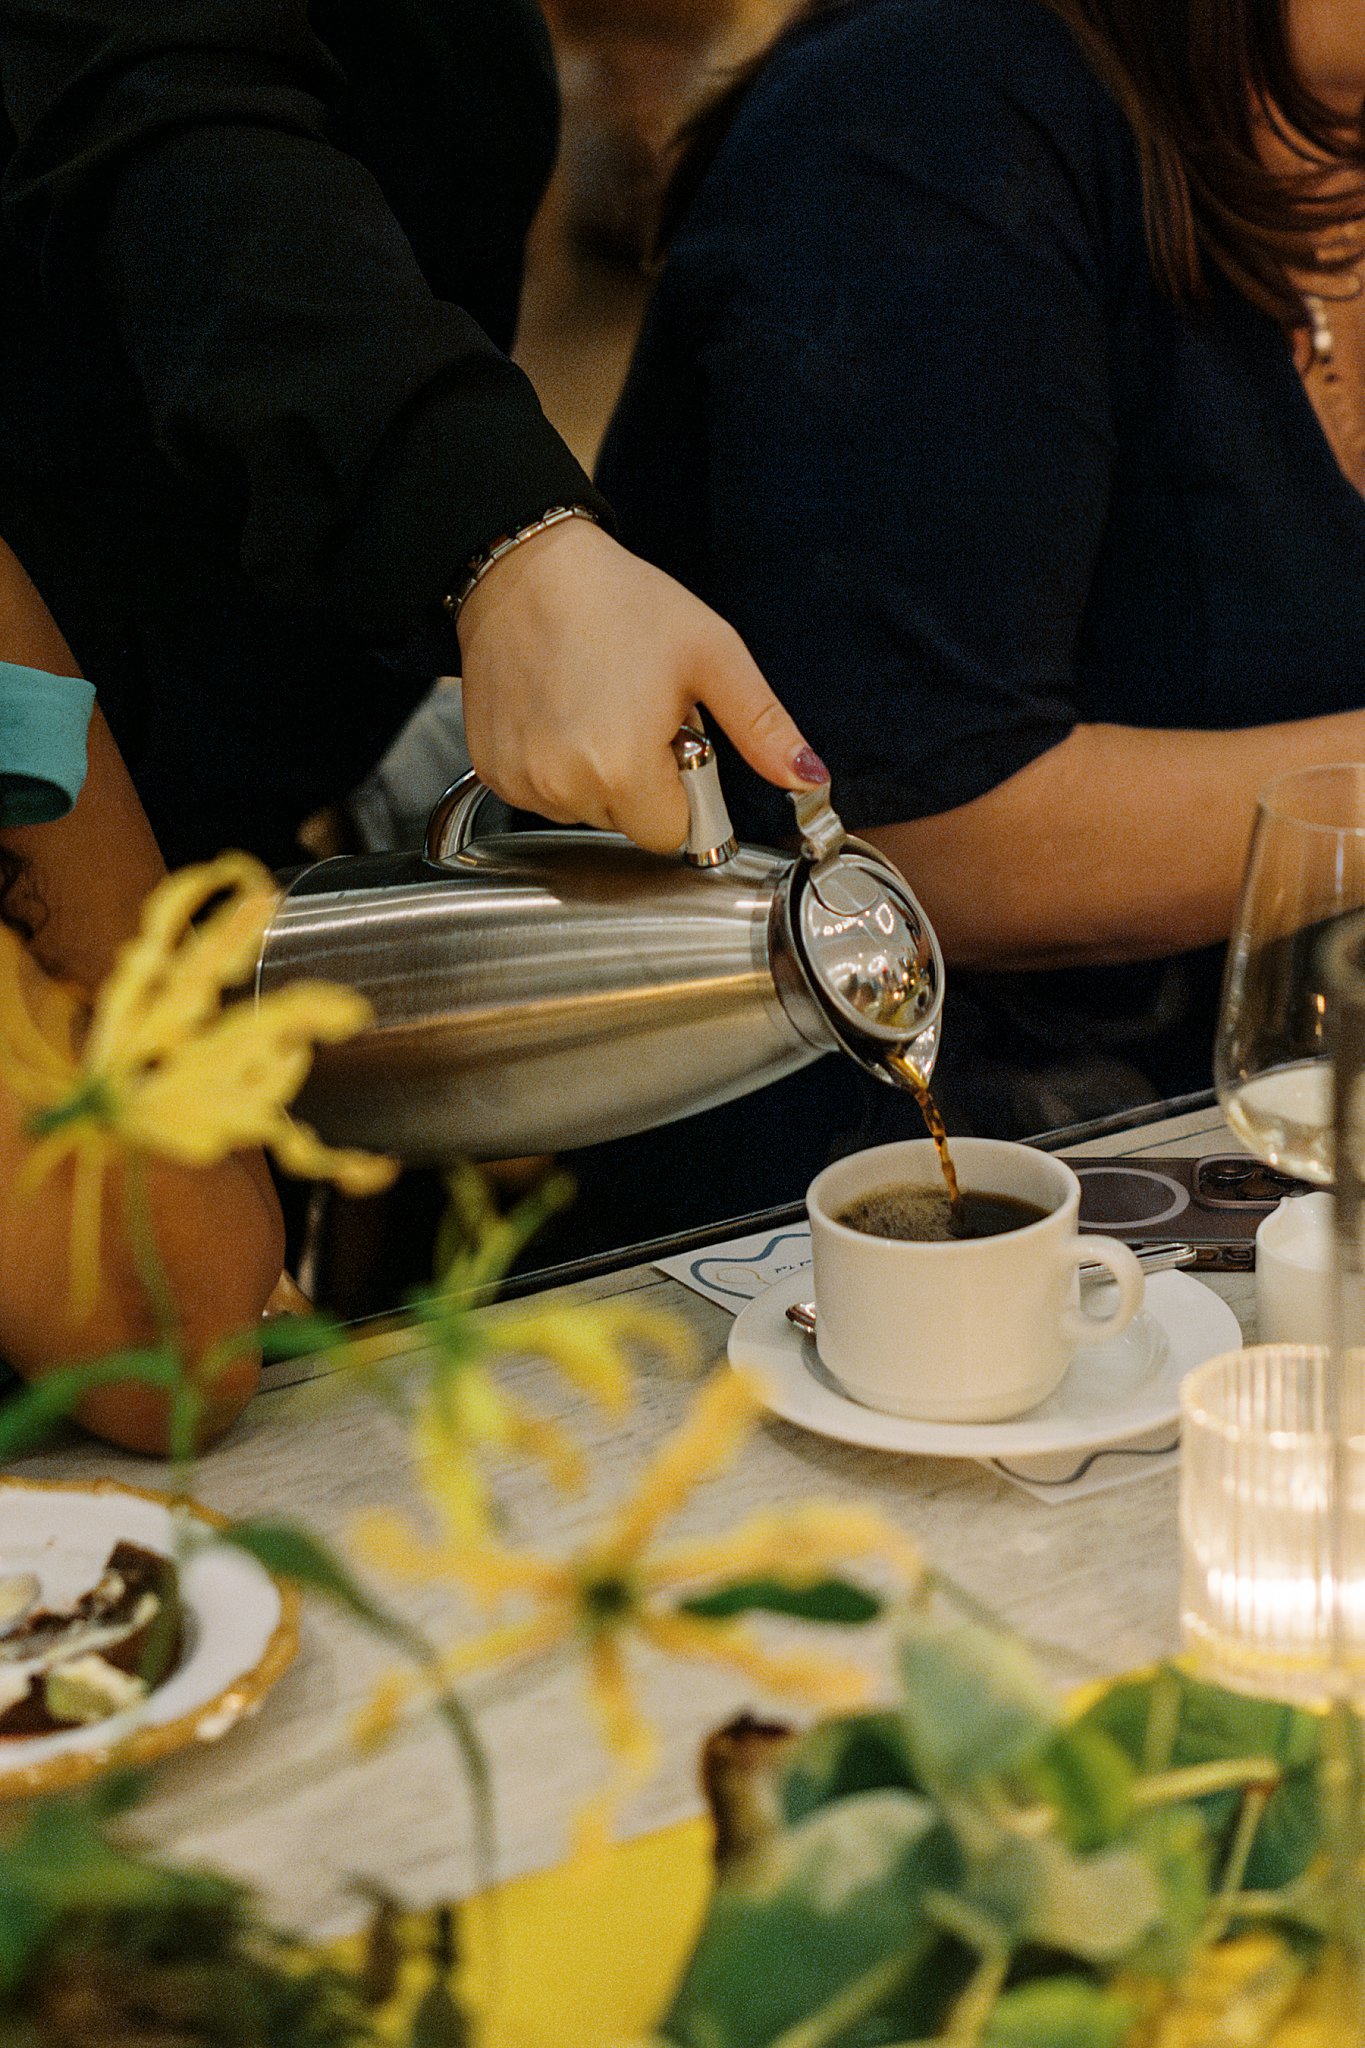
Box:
[1180, 1346, 1365, 1704]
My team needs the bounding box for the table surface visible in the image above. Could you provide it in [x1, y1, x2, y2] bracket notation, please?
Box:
[15, 1099, 1258, 1933]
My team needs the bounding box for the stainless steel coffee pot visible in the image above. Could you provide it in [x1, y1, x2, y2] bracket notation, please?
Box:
[255, 730, 944, 1162]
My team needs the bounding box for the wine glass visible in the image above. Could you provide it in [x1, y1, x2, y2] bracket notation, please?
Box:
[1214, 762, 1365, 1185]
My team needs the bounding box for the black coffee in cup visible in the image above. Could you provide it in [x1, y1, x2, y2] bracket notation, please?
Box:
[835, 1185, 1051, 1243]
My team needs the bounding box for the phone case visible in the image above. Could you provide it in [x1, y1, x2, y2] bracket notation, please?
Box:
[1063, 1153, 1313, 1270]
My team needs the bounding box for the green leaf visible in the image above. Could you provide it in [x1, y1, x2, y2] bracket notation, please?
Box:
[0, 1774, 376, 2043]
[1073, 1666, 1154, 1763]
[970, 1832, 1161, 1963]
[897, 1612, 1059, 1796]
[1119, 1806, 1213, 1982]
[981, 1978, 1138, 2048]
[782, 1711, 926, 1824]
[0, 1785, 238, 1996]
[664, 1789, 962, 2048]
[1076, 1666, 1322, 1890]
[134, 1551, 184, 1693]
[257, 1314, 350, 1363]
[85, 1768, 152, 1824]
[679, 1578, 882, 1625]
[0, 1349, 181, 1462]
[1018, 1723, 1136, 1853]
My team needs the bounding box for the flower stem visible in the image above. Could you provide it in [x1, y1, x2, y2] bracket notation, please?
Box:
[1134, 1757, 1282, 1808]
[1200, 1781, 1272, 1948]
[122, 1150, 180, 1350]
[940, 1954, 1008, 2047]
[1141, 1662, 1182, 1776]
[122, 1148, 201, 1483]
[1318, 1698, 1365, 2021]
[766, 1941, 931, 2048]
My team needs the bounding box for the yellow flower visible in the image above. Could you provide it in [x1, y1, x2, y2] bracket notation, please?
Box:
[410, 1363, 585, 1546]
[1127, 1933, 1365, 2048]
[0, 852, 397, 1315]
[345, 1296, 686, 1545]
[489, 1298, 697, 1416]
[352, 1672, 411, 1754]
[356, 1370, 923, 1839]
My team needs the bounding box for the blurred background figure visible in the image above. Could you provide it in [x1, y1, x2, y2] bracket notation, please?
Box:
[544, 0, 795, 270]
[512, 0, 797, 470]
[561, 0, 1365, 1247]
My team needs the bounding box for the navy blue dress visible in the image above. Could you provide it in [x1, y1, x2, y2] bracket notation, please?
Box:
[573, 0, 1365, 1243]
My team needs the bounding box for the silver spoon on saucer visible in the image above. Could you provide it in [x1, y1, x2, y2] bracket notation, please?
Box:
[784, 1241, 1200, 1338]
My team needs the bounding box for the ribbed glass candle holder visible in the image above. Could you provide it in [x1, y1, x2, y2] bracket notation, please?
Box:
[1180, 1345, 1365, 1704]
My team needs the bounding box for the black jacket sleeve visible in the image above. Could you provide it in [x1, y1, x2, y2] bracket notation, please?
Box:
[0, 0, 611, 645]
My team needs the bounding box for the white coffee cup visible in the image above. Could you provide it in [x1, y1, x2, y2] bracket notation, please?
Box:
[807, 1138, 1146, 1422]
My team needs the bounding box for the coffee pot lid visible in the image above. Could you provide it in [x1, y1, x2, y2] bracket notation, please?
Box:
[789, 784, 944, 1085]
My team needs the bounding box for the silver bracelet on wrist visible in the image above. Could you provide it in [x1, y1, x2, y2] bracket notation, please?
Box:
[442, 504, 602, 630]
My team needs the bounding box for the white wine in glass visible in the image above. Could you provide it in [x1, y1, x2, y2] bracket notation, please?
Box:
[1214, 764, 1365, 1187]
[1221, 1058, 1335, 1184]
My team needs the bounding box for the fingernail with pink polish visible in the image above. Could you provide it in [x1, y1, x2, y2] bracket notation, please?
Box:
[791, 745, 830, 786]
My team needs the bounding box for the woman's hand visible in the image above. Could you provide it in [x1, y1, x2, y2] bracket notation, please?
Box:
[456, 520, 828, 851]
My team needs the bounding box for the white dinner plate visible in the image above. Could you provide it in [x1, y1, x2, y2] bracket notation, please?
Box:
[728, 1267, 1241, 1460]
[0, 1479, 298, 1797]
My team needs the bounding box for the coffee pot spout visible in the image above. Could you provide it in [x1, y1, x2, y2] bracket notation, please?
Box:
[778, 779, 944, 1091]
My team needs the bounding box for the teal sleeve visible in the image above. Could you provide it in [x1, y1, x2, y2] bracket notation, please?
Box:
[0, 662, 96, 827]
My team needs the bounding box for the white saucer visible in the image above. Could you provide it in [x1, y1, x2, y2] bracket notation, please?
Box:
[727, 1268, 1241, 1460]
[0, 1480, 297, 1797]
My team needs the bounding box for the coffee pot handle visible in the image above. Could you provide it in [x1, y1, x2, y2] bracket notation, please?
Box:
[425, 725, 739, 868]
[673, 726, 739, 867]
[425, 774, 494, 863]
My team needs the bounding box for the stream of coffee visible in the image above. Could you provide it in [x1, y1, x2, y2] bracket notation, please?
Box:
[886, 1049, 965, 1231]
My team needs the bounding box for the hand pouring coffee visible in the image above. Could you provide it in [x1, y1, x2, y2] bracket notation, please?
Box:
[255, 729, 945, 1162]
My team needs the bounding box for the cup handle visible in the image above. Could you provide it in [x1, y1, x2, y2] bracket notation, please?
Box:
[1057, 1235, 1144, 1345]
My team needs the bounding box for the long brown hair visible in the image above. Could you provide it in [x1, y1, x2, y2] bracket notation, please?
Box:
[662, 0, 1365, 326]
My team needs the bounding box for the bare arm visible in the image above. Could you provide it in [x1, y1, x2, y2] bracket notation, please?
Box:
[0, 541, 283, 1453]
[864, 710, 1365, 973]
[0, 541, 163, 983]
